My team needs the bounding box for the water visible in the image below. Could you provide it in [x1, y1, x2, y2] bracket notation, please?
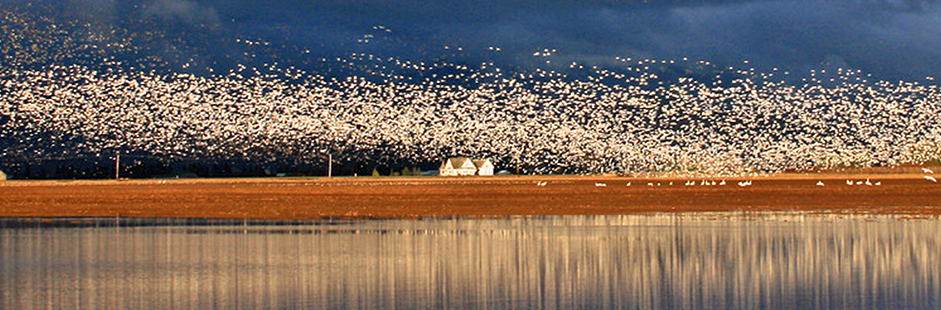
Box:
[2, 214, 940, 309]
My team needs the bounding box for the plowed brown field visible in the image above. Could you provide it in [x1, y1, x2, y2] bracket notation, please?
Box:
[2, 170, 940, 219]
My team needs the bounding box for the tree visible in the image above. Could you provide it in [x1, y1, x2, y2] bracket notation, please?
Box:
[371, 168, 380, 177]
[401, 167, 411, 176]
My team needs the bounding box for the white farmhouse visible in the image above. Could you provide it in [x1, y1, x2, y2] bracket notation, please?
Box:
[439, 157, 494, 176]
[472, 159, 494, 176]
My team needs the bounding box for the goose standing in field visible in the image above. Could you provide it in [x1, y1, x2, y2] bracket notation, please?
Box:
[816, 181, 825, 186]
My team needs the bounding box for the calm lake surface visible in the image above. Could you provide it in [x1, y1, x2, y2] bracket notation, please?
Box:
[2, 214, 940, 309]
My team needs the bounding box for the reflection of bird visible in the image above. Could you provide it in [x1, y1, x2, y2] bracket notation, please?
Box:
[925, 176, 938, 183]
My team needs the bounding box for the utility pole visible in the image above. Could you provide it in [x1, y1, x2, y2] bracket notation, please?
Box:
[328, 153, 333, 178]
[115, 153, 121, 180]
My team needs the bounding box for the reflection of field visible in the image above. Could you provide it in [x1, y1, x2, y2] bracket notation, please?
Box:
[4, 215, 939, 309]
[1, 171, 940, 219]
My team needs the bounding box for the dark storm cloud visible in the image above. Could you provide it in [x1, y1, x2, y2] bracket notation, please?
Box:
[19, 0, 941, 79]
[442, 0, 941, 79]
[198, 0, 940, 79]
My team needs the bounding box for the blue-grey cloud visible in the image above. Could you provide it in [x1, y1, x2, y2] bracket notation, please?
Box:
[15, 0, 941, 80]
[142, 0, 220, 26]
[203, 0, 940, 79]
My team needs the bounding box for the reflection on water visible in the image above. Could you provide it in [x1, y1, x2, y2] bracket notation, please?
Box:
[2, 214, 940, 309]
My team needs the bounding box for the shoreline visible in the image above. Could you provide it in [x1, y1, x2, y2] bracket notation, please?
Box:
[2, 171, 940, 219]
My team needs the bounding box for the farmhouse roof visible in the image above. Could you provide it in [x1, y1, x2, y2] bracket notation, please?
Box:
[472, 159, 492, 168]
[444, 157, 474, 168]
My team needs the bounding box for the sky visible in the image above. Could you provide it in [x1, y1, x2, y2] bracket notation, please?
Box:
[51, 0, 941, 81]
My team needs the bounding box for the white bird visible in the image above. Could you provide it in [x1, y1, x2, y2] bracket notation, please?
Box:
[925, 176, 938, 183]
[626, 182, 631, 187]
[719, 180, 726, 186]
[874, 181, 882, 186]
[536, 181, 547, 187]
[816, 181, 824, 186]
[923, 167, 934, 174]
[865, 179, 872, 186]
[595, 182, 607, 187]
[846, 180, 854, 186]
[647, 182, 654, 187]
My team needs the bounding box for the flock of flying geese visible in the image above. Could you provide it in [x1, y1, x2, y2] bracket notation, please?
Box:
[2, 7, 941, 177]
[4, 56, 941, 176]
